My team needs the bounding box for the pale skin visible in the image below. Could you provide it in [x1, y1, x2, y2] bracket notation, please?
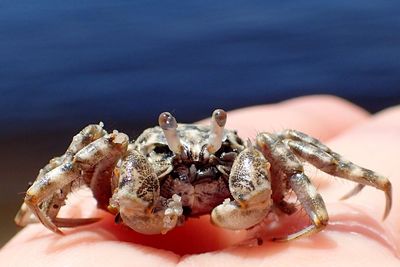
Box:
[1, 95, 400, 266]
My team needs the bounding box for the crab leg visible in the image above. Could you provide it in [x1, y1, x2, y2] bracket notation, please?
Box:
[256, 133, 329, 241]
[211, 143, 272, 230]
[16, 123, 107, 228]
[25, 163, 81, 233]
[277, 129, 331, 152]
[64, 123, 107, 159]
[280, 130, 392, 219]
[15, 156, 65, 226]
[24, 131, 129, 234]
[207, 109, 227, 153]
[89, 148, 125, 210]
[73, 131, 128, 167]
[284, 173, 329, 241]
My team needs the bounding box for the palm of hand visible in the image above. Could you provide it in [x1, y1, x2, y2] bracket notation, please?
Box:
[1, 95, 399, 267]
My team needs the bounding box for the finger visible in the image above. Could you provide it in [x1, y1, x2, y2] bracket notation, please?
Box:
[0, 96, 373, 266]
[220, 94, 369, 140]
[102, 94, 370, 251]
[187, 104, 400, 266]
[2, 189, 183, 266]
[315, 105, 400, 240]
[1, 223, 180, 267]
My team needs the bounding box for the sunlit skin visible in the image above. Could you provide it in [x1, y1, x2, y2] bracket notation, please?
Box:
[1, 95, 399, 266]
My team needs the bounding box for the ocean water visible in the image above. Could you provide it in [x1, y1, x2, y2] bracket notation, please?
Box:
[1, 1, 400, 138]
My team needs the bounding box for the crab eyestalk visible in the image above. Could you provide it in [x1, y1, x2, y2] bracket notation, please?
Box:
[158, 112, 183, 154]
[207, 109, 227, 154]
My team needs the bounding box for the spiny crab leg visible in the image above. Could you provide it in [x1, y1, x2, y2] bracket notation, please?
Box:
[15, 124, 107, 230]
[340, 184, 365, 200]
[207, 109, 227, 154]
[24, 131, 129, 234]
[279, 129, 392, 220]
[64, 122, 107, 161]
[15, 156, 65, 227]
[256, 132, 329, 241]
[158, 112, 183, 154]
[24, 162, 81, 234]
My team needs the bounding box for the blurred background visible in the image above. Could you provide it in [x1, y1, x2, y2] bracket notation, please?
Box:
[1, 1, 400, 246]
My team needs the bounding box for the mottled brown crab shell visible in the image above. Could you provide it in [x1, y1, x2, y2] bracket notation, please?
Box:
[132, 124, 245, 217]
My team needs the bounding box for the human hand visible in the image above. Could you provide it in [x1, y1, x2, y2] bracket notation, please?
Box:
[1, 95, 399, 266]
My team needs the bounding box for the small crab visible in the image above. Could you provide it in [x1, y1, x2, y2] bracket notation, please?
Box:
[15, 109, 392, 241]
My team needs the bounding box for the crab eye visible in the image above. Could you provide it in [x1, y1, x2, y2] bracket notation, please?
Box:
[153, 144, 172, 155]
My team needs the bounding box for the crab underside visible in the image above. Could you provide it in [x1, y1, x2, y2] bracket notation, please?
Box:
[15, 109, 392, 241]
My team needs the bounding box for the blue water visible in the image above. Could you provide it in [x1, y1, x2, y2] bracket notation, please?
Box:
[1, 1, 400, 136]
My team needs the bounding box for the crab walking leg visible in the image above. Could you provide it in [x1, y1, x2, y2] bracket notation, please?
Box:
[24, 163, 81, 234]
[16, 124, 107, 227]
[37, 156, 65, 180]
[89, 150, 127, 210]
[277, 129, 359, 199]
[110, 149, 183, 234]
[24, 132, 129, 234]
[276, 129, 389, 203]
[16, 157, 77, 228]
[15, 156, 65, 226]
[207, 109, 227, 153]
[284, 173, 329, 241]
[73, 131, 128, 168]
[256, 133, 329, 241]
[284, 139, 392, 219]
[55, 132, 128, 226]
[64, 123, 107, 161]
[211, 144, 273, 230]
[340, 184, 365, 200]
[277, 129, 331, 152]
[41, 183, 101, 228]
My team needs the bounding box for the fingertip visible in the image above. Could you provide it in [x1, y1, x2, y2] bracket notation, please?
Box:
[223, 95, 369, 141]
[280, 95, 369, 118]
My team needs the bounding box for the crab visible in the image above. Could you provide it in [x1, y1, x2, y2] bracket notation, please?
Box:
[15, 109, 392, 241]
